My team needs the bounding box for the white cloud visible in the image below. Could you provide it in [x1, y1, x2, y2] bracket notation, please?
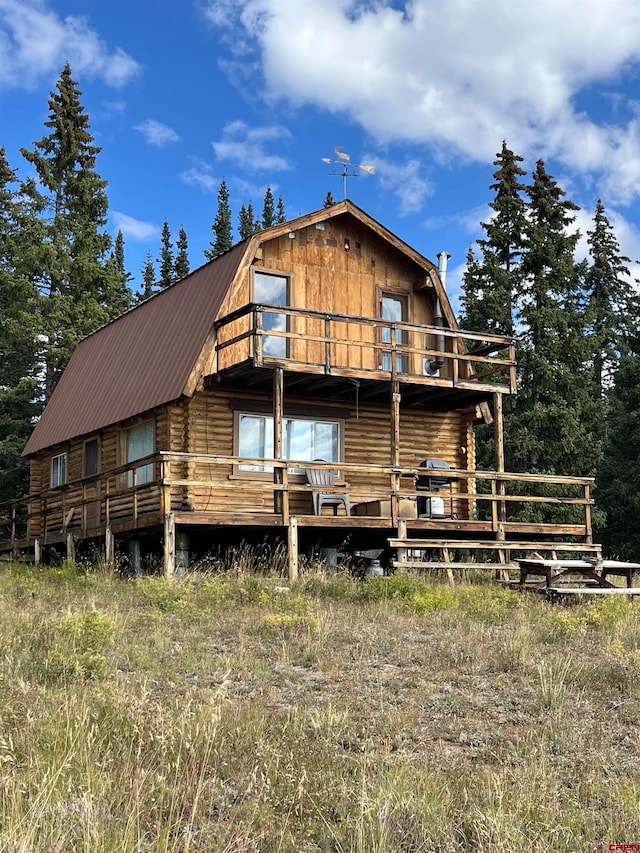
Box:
[371, 156, 431, 216]
[206, 0, 640, 205]
[111, 212, 159, 242]
[180, 158, 219, 193]
[0, 0, 140, 89]
[212, 120, 292, 171]
[134, 119, 180, 147]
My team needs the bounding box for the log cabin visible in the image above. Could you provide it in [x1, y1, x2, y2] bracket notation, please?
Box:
[1, 201, 599, 578]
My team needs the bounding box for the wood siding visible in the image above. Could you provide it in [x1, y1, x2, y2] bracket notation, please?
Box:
[216, 221, 436, 374]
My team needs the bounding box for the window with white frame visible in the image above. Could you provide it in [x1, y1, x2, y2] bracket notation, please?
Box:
[124, 421, 155, 487]
[237, 413, 340, 473]
[50, 452, 67, 488]
[253, 270, 289, 358]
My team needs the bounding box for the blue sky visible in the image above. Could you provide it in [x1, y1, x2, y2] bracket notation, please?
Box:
[1, 0, 640, 312]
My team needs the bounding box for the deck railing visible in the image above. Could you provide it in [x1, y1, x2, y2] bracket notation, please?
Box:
[0, 453, 594, 555]
[214, 305, 517, 394]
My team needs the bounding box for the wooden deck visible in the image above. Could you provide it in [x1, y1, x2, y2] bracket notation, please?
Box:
[0, 454, 598, 579]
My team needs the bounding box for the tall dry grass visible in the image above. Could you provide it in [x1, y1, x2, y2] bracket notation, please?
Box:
[0, 559, 638, 851]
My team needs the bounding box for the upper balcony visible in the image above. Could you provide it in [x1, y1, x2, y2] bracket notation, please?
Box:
[212, 304, 516, 408]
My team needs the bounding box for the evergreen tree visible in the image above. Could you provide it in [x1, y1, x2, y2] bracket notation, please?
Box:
[158, 219, 174, 288]
[262, 185, 275, 229]
[19, 63, 124, 400]
[597, 346, 640, 558]
[204, 179, 233, 260]
[323, 191, 336, 208]
[276, 195, 286, 224]
[174, 226, 190, 280]
[585, 199, 635, 400]
[0, 147, 42, 500]
[460, 142, 527, 337]
[238, 202, 259, 240]
[508, 159, 601, 481]
[105, 229, 133, 316]
[140, 251, 156, 301]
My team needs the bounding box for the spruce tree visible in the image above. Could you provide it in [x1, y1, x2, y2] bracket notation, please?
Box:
[276, 195, 286, 224]
[19, 63, 125, 399]
[238, 203, 259, 240]
[460, 142, 526, 337]
[105, 230, 133, 316]
[0, 147, 42, 500]
[323, 191, 336, 208]
[585, 199, 635, 400]
[204, 179, 233, 260]
[508, 159, 601, 481]
[158, 219, 174, 288]
[262, 185, 275, 229]
[174, 226, 190, 280]
[140, 251, 156, 301]
[597, 346, 640, 558]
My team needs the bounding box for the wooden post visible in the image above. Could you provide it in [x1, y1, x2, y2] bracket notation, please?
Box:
[390, 380, 401, 468]
[287, 517, 299, 582]
[34, 538, 41, 566]
[105, 525, 115, 571]
[163, 513, 175, 579]
[494, 393, 506, 524]
[397, 517, 407, 570]
[66, 532, 75, 563]
[324, 315, 331, 373]
[584, 483, 593, 544]
[273, 368, 284, 515]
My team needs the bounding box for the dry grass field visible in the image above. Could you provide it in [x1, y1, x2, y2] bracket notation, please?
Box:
[0, 556, 639, 851]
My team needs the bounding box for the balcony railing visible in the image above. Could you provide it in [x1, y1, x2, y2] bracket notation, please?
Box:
[214, 305, 517, 394]
[0, 454, 594, 555]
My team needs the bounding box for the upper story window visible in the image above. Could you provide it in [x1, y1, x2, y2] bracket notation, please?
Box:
[236, 413, 341, 475]
[123, 420, 155, 487]
[380, 292, 409, 374]
[51, 452, 67, 488]
[253, 270, 290, 358]
[84, 438, 99, 486]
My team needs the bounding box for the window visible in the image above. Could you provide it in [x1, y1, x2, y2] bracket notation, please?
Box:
[381, 293, 409, 373]
[84, 438, 99, 486]
[124, 421, 154, 487]
[51, 452, 67, 488]
[237, 413, 340, 473]
[253, 270, 289, 358]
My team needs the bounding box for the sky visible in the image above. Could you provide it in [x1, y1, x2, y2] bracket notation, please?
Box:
[1, 0, 640, 313]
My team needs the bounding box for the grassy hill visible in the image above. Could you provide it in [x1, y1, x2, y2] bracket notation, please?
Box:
[0, 559, 638, 851]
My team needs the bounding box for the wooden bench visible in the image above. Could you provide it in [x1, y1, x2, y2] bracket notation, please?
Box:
[546, 587, 640, 599]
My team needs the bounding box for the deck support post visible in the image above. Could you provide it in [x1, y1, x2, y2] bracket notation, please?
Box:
[66, 532, 75, 563]
[273, 368, 284, 515]
[287, 516, 298, 582]
[390, 380, 401, 467]
[105, 525, 115, 571]
[396, 518, 407, 570]
[34, 538, 41, 566]
[493, 394, 508, 578]
[163, 513, 176, 579]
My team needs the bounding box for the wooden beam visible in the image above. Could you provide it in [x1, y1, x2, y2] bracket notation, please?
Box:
[105, 525, 115, 571]
[273, 368, 284, 515]
[390, 380, 401, 467]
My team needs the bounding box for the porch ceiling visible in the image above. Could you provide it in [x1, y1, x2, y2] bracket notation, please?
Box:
[209, 361, 495, 411]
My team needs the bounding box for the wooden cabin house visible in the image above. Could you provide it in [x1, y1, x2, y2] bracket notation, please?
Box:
[2, 201, 598, 577]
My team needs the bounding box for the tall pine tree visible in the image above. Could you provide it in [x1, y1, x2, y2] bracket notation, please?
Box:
[585, 199, 635, 400]
[276, 195, 286, 224]
[204, 179, 233, 260]
[460, 142, 526, 337]
[0, 147, 42, 500]
[262, 185, 275, 229]
[158, 219, 174, 288]
[174, 226, 190, 280]
[140, 251, 156, 301]
[508, 159, 600, 481]
[19, 63, 128, 399]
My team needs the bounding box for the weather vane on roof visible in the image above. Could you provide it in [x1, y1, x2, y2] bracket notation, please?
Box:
[322, 147, 375, 199]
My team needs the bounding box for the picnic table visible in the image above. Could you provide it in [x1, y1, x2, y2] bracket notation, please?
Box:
[516, 557, 640, 595]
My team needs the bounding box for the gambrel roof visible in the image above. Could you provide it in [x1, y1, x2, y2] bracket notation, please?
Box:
[23, 201, 450, 456]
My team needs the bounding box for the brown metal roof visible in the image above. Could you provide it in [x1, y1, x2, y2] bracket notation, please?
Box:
[23, 241, 248, 456]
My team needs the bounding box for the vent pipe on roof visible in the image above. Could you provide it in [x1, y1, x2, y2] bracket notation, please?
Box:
[425, 251, 450, 375]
